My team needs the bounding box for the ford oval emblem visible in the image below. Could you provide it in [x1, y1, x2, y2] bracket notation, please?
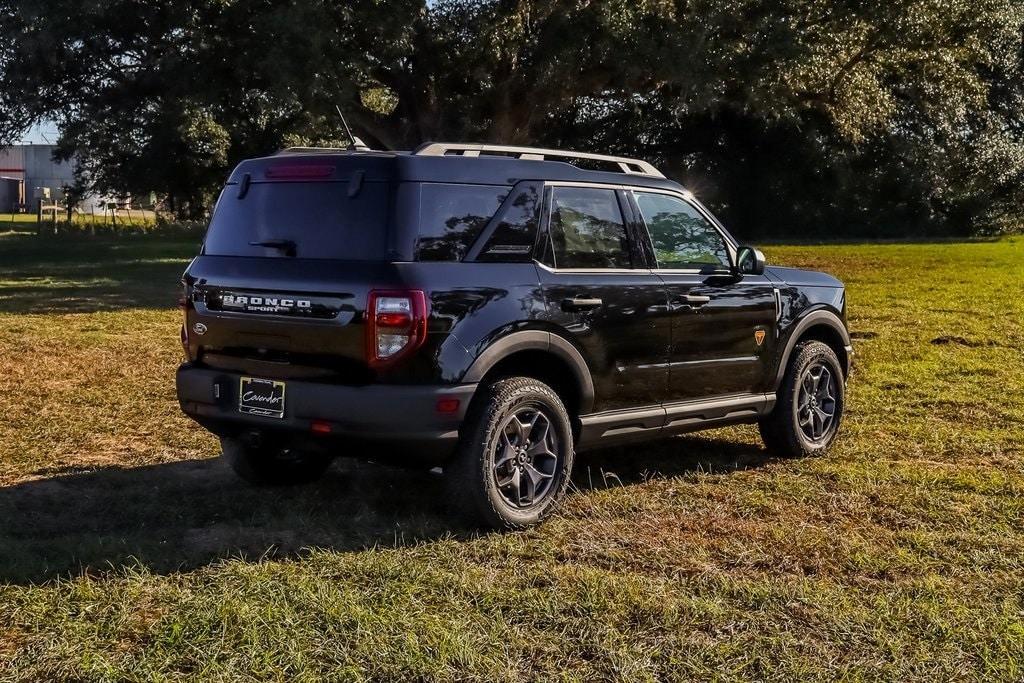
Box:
[192, 322, 208, 336]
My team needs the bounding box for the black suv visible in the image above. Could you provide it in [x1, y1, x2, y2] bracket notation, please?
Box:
[177, 142, 852, 529]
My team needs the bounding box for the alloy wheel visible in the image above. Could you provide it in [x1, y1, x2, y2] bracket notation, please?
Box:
[797, 362, 838, 442]
[492, 406, 560, 508]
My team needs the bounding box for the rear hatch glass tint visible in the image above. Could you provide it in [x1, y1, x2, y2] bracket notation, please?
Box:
[204, 180, 391, 260]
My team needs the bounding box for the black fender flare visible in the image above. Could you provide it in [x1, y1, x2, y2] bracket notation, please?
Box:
[462, 330, 595, 414]
[773, 309, 852, 390]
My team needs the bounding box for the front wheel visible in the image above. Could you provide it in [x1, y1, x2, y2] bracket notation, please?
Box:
[759, 341, 845, 457]
[221, 435, 332, 486]
[446, 377, 574, 530]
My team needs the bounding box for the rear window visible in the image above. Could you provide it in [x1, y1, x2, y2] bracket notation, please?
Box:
[416, 184, 510, 261]
[204, 181, 390, 260]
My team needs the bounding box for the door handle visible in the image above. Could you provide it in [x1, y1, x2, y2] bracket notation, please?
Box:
[562, 297, 604, 312]
[673, 294, 711, 309]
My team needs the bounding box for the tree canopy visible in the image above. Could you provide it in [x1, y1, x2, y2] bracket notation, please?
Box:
[2, 0, 1022, 235]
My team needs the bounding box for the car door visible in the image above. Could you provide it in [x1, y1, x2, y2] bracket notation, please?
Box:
[627, 190, 779, 402]
[536, 184, 670, 414]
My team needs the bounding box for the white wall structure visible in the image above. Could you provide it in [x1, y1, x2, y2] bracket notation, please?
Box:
[0, 144, 77, 211]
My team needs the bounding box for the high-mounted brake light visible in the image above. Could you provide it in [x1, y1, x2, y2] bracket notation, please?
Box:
[264, 164, 336, 180]
[366, 290, 428, 369]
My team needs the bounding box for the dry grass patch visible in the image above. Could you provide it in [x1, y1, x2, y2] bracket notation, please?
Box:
[0, 234, 1022, 680]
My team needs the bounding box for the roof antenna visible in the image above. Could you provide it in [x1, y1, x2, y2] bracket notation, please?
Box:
[335, 105, 370, 151]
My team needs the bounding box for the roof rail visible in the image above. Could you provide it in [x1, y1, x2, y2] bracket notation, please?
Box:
[413, 142, 665, 178]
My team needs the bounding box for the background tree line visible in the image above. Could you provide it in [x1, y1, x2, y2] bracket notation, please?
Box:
[2, 0, 1022, 239]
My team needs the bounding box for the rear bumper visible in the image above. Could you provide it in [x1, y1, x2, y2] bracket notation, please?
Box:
[176, 364, 476, 459]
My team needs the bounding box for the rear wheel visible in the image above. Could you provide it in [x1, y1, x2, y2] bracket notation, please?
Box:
[759, 341, 845, 457]
[221, 435, 332, 485]
[446, 377, 574, 530]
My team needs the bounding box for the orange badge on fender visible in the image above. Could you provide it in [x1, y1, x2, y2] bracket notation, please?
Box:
[754, 329, 766, 346]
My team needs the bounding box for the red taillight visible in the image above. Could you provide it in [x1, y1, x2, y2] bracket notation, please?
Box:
[178, 280, 189, 310]
[366, 290, 428, 369]
[179, 280, 191, 359]
[375, 311, 412, 328]
[310, 420, 332, 434]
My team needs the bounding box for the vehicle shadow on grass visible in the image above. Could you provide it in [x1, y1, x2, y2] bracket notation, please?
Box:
[0, 434, 769, 584]
[572, 433, 768, 490]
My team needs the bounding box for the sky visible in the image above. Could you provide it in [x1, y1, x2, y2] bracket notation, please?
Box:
[20, 121, 59, 144]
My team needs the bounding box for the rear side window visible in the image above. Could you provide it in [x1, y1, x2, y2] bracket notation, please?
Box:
[204, 181, 390, 260]
[548, 187, 632, 269]
[416, 184, 509, 261]
[477, 181, 543, 262]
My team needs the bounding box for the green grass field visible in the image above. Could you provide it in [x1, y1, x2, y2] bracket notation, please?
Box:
[0, 233, 1021, 681]
[0, 213, 39, 224]
[0, 211, 159, 231]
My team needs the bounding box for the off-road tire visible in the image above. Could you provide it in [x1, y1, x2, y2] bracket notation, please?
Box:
[446, 377, 574, 530]
[221, 436, 332, 485]
[759, 341, 845, 457]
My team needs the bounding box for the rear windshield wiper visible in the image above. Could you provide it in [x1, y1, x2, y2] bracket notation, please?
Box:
[249, 239, 297, 257]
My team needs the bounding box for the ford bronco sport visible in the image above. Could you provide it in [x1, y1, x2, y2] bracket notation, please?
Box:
[177, 142, 852, 529]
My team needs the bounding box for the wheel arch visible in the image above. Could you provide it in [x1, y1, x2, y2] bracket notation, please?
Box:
[462, 330, 595, 418]
[773, 310, 852, 390]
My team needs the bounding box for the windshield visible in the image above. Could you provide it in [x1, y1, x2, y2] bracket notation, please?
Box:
[203, 181, 391, 260]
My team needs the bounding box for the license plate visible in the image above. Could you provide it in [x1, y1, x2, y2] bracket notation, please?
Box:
[239, 377, 286, 418]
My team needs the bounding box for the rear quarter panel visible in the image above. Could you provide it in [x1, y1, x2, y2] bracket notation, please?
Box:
[393, 262, 548, 383]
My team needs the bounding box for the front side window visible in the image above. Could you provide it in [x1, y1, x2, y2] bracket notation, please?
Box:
[548, 187, 631, 269]
[635, 192, 730, 269]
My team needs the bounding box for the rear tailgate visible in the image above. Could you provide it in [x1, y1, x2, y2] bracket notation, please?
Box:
[183, 257, 402, 380]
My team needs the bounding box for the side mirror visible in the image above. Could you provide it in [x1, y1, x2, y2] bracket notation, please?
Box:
[736, 245, 766, 276]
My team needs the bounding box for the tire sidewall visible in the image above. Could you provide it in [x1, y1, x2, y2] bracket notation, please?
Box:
[466, 379, 574, 528]
[785, 343, 845, 454]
